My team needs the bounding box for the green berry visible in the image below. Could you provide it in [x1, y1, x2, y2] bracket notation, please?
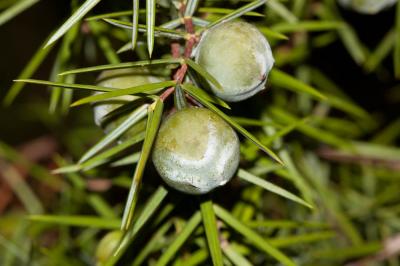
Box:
[95, 230, 122, 264]
[194, 21, 274, 102]
[338, 0, 397, 14]
[152, 107, 240, 194]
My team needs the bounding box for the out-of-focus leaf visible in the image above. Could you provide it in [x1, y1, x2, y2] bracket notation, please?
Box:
[272, 20, 343, 33]
[394, 0, 400, 78]
[258, 26, 289, 40]
[268, 231, 336, 247]
[1, 162, 44, 214]
[270, 69, 327, 100]
[267, 0, 298, 23]
[132, 221, 172, 266]
[311, 242, 381, 261]
[270, 107, 351, 148]
[46, 0, 101, 46]
[29, 215, 120, 229]
[0, 0, 39, 26]
[238, 169, 313, 208]
[365, 29, 395, 72]
[4, 36, 55, 106]
[155, 212, 202, 266]
[214, 205, 296, 266]
[223, 244, 252, 266]
[89, 21, 120, 64]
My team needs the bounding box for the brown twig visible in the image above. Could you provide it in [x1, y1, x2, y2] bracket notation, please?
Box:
[160, 14, 199, 103]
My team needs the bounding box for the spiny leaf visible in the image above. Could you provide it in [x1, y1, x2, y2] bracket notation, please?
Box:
[198, 7, 264, 17]
[185, 58, 223, 91]
[60, 58, 181, 76]
[103, 18, 186, 39]
[29, 215, 120, 229]
[14, 79, 114, 92]
[0, 0, 39, 26]
[238, 169, 313, 209]
[71, 80, 176, 106]
[214, 204, 296, 266]
[78, 104, 148, 163]
[146, 0, 156, 57]
[180, 83, 230, 109]
[200, 199, 224, 266]
[121, 99, 163, 231]
[155, 211, 202, 266]
[86, 10, 132, 21]
[53, 131, 145, 174]
[185, 0, 200, 17]
[46, 0, 102, 47]
[182, 83, 283, 164]
[206, 0, 266, 29]
[132, 0, 139, 50]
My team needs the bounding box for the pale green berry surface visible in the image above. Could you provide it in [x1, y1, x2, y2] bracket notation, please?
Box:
[194, 21, 274, 102]
[338, 0, 397, 14]
[95, 230, 122, 264]
[152, 107, 240, 194]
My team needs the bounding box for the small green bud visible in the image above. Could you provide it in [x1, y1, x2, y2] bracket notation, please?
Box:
[194, 21, 274, 102]
[152, 107, 240, 194]
[95, 230, 122, 264]
[338, 0, 397, 14]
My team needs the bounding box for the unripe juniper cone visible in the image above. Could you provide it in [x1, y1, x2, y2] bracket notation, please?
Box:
[95, 230, 122, 264]
[194, 21, 274, 102]
[152, 107, 240, 194]
[338, 0, 397, 14]
[93, 69, 163, 139]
